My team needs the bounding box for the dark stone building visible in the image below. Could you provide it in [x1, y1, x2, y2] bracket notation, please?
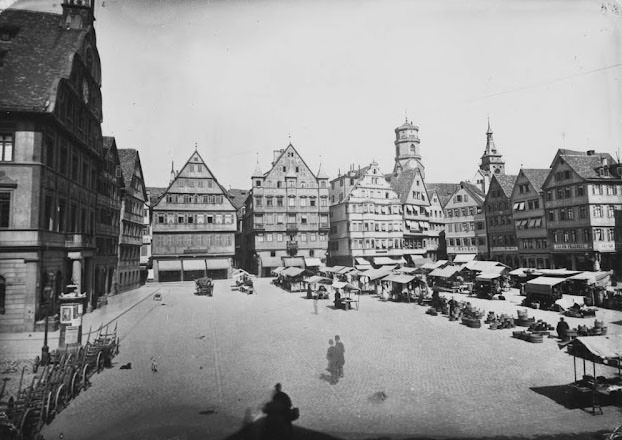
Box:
[484, 174, 518, 267]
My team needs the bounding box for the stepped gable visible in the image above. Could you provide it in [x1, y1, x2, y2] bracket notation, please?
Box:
[0, 9, 89, 111]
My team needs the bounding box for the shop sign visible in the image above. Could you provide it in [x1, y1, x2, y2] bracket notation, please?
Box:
[593, 242, 616, 252]
[448, 246, 478, 253]
[491, 246, 518, 252]
[552, 243, 589, 250]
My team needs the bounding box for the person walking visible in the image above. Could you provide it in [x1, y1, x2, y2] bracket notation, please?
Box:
[326, 339, 338, 384]
[313, 293, 319, 315]
[556, 317, 570, 341]
[334, 335, 345, 378]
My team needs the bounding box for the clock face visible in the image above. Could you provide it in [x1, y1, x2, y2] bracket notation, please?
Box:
[82, 80, 89, 104]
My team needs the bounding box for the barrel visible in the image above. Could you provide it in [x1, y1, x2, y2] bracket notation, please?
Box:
[528, 334, 544, 343]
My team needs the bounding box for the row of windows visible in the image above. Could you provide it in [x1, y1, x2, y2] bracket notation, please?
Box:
[346, 203, 401, 215]
[446, 222, 485, 233]
[256, 232, 327, 242]
[488, 215, 512, 227]
[445, 206, 481, 218]
[165, 194, 224, 204]
[255, 179, 324, 189]
[512, 199, 540, 211]
[43, 195, 95, 234]
[156, 213, 234, 225]
[452, 194, 470, 203]
[448, 237, 485, 247]
[547, 204, 620, 222]
[515, 217, 543, 230]
[119, 246, 141, 262]
[253, 213, 328, 225]
[255, 196, 327, 208]
[545, 184, 620, 201]
[171, 177, 212, 188]
[349, 221, 403, 232]
[329, 238, 404, 251]
[552, 228, 616, 243]
[520, 239, 548, 249]
[152, 233, 233, 248]
[404, 237, 438, 249]
[121, 220, 142, 239]
[490, 235, 516, 246]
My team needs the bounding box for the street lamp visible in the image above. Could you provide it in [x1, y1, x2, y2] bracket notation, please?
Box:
[41, 275, 56, 366]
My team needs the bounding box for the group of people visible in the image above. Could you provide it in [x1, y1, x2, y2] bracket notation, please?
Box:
[326, 335, 345, 384]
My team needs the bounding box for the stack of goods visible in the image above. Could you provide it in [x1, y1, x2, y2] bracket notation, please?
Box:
[563, 303, 598, 318]
[485, 312, 515, 330]
[461, 303, 484, 328]
[527, 319, 554, 337]
[511, 330, 545, 343]
[576, 319, 608, 336]
[426, 307, 438, 316]
[516, 309, 536, 327]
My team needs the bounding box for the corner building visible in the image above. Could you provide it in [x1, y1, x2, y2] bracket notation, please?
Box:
[542, 149, 622, 272]
[151, 151, 236, 281]
[484, 174, 518, 267]
[328, 161, 404, 267]
[0, 2, 108, 331]
[240, 144, 329, 276]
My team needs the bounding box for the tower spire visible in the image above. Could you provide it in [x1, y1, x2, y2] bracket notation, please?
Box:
[169, 161, 175, 184]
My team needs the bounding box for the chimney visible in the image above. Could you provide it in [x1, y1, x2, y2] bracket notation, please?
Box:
[601, 156, 608, 167]
[586, 149, 595, 156]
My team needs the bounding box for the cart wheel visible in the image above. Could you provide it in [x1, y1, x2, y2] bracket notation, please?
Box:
[82, 364, 90, 390]
[96, 351, 103, 373]
[71, 371, 80, 398]
[55, 384, 66, 413]
[44, 391, 53, 422]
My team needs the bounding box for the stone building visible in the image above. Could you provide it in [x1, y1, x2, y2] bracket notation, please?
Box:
[425, 183, 460, 261]
[151, 150, 236, 281]
[542, 149, 622, 272]
[511, 168, 550, 269]
[240, 144, 329, 276]
[484, 174, 518, 267]
[0, 2, 107, 331]
[443, 182, 487, 263]
[386, 120, 441, 262]
[95, 137, 123, 303]
[472, 119, 506, 194]
[328, 161, 404, 267]
[117, 149, 147, 291]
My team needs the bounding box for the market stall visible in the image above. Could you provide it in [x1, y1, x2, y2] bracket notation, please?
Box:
[331, 281, 360, 310]
[524, 277, 565, 309]
[280, 267, 308, 292]
[304, 275, 332, 298]
[565, 271, 612, 304]
[358, 266, 396, 295]
[428, 266, 462, 290]
[381, 273, 418, 302]
[566, 335, 622, 414]
[473, 273, 503, 299]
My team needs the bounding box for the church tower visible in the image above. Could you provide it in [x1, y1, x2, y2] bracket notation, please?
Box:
[393, 118, 424, 177]
[61, 0, 95, 29]
[479, 118, 505, 178]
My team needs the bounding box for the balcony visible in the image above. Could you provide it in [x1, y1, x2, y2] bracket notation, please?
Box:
[286, 223, 298, 232]
[319, 223, 330, 232]
[64, 234, 95, 249]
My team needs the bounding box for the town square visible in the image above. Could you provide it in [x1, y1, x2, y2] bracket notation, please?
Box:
[0, 0, 621, 439]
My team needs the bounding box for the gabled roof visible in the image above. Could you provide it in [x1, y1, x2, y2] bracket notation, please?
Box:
[266, 143, 319, 180]
[520, 169, 549, 193]
[117, 149, 138, 187]
[491, 174, 517, 198]
[102, 136, 124, 187]
[0, 9, 89, 111]
[389, 168, 429, 205]
[146, 187, 167, 207]
[227, 188, 250, 210]
[561, 154, 619, 180]
[426, 183, 461, 207]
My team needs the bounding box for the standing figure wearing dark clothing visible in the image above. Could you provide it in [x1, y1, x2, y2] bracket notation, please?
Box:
[556, 317, 570, 340]
[334, 290, 342, 309]
[326, 339, 338, 383]
[334, 335, 345, 378]
[263, 383, 294, 439]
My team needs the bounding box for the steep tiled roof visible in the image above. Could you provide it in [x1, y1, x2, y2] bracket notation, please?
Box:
[103, 136, 115, 152]
[562, 154, 618, 180]
[117, 149, 138, 189]
[521, 169, 549, 193]
[427, 183, 461, 207]
[462, 181, 486, 203]
[389, 168, 420, 204]
[0, 9, 87, 111]
[492, 175, 517, 198]
[227, 188, 250, 210]
[146, 187, 166, 207]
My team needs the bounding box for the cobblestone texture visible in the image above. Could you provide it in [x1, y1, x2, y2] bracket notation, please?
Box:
[24, 279, 622, 439]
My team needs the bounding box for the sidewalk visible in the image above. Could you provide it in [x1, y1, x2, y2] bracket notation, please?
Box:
[0, 284, 161, 361]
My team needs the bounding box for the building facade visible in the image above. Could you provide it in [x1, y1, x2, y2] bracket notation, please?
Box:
[118, 149, 147, 291]
[511, 169, 550, 269]
[328, 161, 404, 267]
[0, 2, 107, 331]
[94, 137, 123, 305]
[484, 174, 518, 267]
[240, 144, 329, 276]
[542, 149, 622, 272]
[443, 182, 487, 262]
[152, 150, 236, 281]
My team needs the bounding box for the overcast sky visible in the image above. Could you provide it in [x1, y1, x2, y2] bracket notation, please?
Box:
[4, 0, 622, 189]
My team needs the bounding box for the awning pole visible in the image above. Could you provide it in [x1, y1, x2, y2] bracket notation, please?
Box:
[573, 354, 577, 383]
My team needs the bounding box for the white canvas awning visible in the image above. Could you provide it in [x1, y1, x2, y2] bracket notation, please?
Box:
[476, 273, 502, 281]
[526, 277, 566, 287]
[382, 274, 416, 284]
[183, 259, 206, 271]
[205, 259, 230, 270]
[453, 254, 476, 263]
[282, 267, 306, 277]
[158, 260, 182, 271]
[304, 257, 322, 267]
[572, 335, 622, 360]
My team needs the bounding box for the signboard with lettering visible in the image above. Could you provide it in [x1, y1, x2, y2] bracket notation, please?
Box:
[491, 246, 518, 253]
[552, 243, 589, 250]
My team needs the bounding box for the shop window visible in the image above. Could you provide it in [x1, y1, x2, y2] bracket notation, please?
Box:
[0, 134, 13, 162]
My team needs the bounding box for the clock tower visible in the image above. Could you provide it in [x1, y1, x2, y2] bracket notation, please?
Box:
[479, 118, 505, 178]
[393, 119, 424, 177]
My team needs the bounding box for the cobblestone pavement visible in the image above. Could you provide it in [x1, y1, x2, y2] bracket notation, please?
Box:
[32, 279, 622, 440]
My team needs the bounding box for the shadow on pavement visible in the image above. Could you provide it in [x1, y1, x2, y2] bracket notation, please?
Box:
[531, 384, 622, 412]
[224, 416, 340, 440]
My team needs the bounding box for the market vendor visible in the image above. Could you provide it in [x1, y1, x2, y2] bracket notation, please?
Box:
[556, 317, 570, 340]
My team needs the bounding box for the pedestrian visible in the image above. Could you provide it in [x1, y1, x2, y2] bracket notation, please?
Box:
[262, 383, 295, 439]
[334, 335, 345, 378]
[307, 283, 313, 299]
[313, 294, 319, 315]
[556, 317, 570, 340]
[334, 289, 342, 309]
[326, 339, 338, 383]
[151, 356, 158, 373]
[449, 296, 455, 317]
